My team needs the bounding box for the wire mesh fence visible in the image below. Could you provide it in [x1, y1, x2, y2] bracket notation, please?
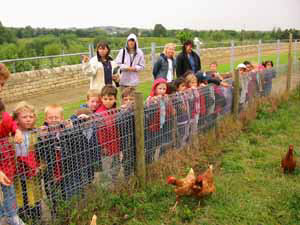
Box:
[1, 61, 295, 224]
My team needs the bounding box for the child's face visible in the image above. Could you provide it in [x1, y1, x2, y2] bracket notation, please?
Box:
[17, 110, 36, 130]
[45, 108, 64, 126]
[155, 83, 167, 96]
[266, 62, 273, 69]
[122, 96, 135, 106]
[177, 83, 186, 92]
[210, 64, 217, 72]
[87, 96, 100, 112]
[0, 77, 6, 93]
[101, 95, 116, 109]
[189, 79, 198, 89]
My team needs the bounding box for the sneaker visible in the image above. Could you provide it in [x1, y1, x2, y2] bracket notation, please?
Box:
[7, 215, 25, 225]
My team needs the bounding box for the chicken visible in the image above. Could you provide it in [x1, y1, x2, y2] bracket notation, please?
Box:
[90, 215, 97, 225]
[192, 165, 216, 199]
[281, 144, 296, 173]
[167, 168, 196, 211]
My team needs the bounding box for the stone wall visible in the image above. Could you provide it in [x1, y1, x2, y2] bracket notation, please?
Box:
[2, 64, 89, 103]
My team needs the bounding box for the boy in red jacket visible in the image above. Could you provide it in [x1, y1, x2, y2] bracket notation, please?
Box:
[0, 64, 25, 225]
[96, 85, 121, 183]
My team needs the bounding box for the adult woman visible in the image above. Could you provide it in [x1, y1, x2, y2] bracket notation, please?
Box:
[82, 42, 120, 90]
[152, 43, 176, 82]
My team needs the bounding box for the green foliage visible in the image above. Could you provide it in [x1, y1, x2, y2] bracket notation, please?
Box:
[44, 43, 63, 56]
[176, 31, 194, 44]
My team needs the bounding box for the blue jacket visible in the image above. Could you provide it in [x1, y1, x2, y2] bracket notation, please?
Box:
[153, 53, 176, 80]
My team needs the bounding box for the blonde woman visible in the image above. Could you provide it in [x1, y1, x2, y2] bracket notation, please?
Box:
[153, 43, 176, 82]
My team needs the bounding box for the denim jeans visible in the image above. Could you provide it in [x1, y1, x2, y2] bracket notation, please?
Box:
[0, 184, 17, 217]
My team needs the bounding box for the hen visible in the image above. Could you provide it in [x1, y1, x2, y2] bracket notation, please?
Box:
[281, 144, 296, 173]
[192, 165, 216, 199]
[90, 215, 97, 225]
[167, 168, 196, 211]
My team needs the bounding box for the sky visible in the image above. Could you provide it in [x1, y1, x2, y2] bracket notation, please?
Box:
[1, 0, 300, 31]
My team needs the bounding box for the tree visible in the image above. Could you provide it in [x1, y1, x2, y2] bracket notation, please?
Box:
[44, 43, 62, 56]
[127, 27, 139, 36]
[153, 24, 167, 37]
[176, 31, 194, 44]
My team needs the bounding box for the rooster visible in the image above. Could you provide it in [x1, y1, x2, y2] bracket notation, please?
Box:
[281, 145, 296, 173]
[192, 165, 216, 199]
[167, 168, 196, 211]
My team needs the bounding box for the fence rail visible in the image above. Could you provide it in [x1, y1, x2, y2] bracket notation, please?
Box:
[1, 39, 298, 73]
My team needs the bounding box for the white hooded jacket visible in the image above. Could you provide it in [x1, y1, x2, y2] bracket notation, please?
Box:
[115, 34, 145, 86]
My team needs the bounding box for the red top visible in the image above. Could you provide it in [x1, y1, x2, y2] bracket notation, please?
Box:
[96, 105, 120, 156]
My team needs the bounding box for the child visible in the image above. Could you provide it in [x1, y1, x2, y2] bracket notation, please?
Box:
[174, 78, 190, 147]
[118, 87, 136, 178]
[74, 108, 101, 186]
[236, 64, 249, 111]
[0, 101, 25, 225]
[184, 72, 206, 134]
[96, 85, 121, 183]
[145, 78, 174, 162]
[12, 102, 42, 223]
[37, 104, 79, 216]
[262, 60, 276, 96]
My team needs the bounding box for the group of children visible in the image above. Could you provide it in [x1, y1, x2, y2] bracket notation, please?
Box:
[0, 59, 276, 224]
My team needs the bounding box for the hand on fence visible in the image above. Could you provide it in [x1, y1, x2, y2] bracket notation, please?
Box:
[112, 74, 120, 83]
[82, 55, 90, 63]
[14, 129, 24, 144]
[0, 171, 12, 186]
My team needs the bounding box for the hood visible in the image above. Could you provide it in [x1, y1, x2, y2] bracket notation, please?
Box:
[149, 78, 168, 97]
[126, 33, 139, 49]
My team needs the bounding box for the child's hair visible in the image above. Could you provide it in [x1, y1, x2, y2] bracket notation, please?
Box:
[100, 85, 118, 97]
[263, 60, 274, 67]
[210, 61, 218, 66]
[44, 104, 64, 117]
[121, 87, 135, 99]
[12, 101, 36, 120]
[167, 81, 177, 94]
[0, 99, 5, 112]
[174, 77, 186, 89]
[0, 64, 11, 80]
[87, 89, 101, 100]
[243, 60, 251, 66]
[76, 108, 92, 116]
[184, 72, 198, 87]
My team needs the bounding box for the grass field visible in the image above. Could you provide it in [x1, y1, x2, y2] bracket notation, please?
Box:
[50, 85, 300, 225]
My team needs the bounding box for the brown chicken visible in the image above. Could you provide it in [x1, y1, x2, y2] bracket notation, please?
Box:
[90, 215, 97, 225]
[281, 144, 296, 173]
[167, 168, 196, 211]
[192, 165, 216, 199]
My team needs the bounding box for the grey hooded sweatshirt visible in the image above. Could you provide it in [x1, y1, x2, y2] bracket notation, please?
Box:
[115, 34, 145, 86]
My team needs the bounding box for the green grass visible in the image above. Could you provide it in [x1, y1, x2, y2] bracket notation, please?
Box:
[52, 90, 300, 225]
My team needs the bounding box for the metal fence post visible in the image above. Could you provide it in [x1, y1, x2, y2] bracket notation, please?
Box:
[195, 40, 201, 59]
[151, 42, 156, 67]
[233, 69, 240, 120]
[230, 40, 235, 73]
[88, 43, 94, 58]
[276, 39, 280, 73]
[258, 39, 262, 65]
[134, 92, 146, 188]
[287, 33, 293, 91]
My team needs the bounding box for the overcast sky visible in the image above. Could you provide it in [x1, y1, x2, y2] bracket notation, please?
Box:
[1, 0, 299, 30]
